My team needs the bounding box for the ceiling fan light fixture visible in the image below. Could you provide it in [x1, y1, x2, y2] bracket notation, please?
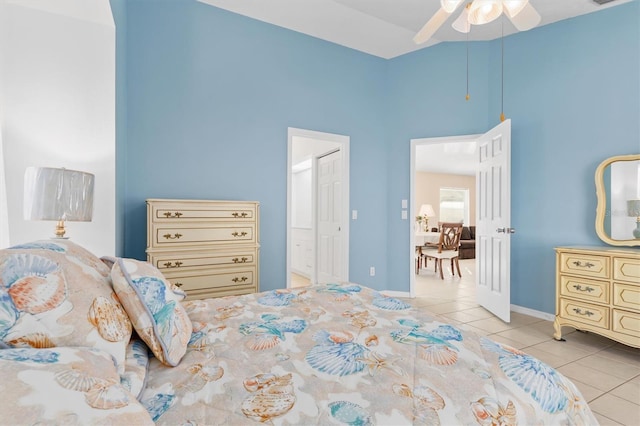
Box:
[468, 0, 503, 25]
[505, 1, 541, 30]
[452, 5, 471, 33]
[440, 0, 464, 14]
[502, 0, 529, 18]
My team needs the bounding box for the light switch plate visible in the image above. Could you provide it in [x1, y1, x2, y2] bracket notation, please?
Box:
[352, 210, 358, 220]
[401, 210, 408, 220]
[401, 199, 408, 208]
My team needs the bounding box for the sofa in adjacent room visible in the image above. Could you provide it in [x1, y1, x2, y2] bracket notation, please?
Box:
[459, 225, 476, 259]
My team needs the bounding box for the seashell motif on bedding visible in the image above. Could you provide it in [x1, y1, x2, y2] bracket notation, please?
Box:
[241, 373, 296, 422]
[141, 392, 176, 422]
[179, 363, 224, 393]
[8, 332, 55, 348]
[239, 314, 307, 351]
[371, 292, 411, 310]
[342, 310, 376, 328]
[328, 401, 372, 426]
[84, 381, 131, 410]
[306, 330, 368, 376]
[392, 384, 445, 425]
[257, 290, 297, 306]
[3, 254, 66, 315]
[0, 290, 18, 339]
[0, 347, 59, 363]
[88, 296, 132, 342]
[55, 368, 104, 392]
[471, 397, 517, 426]
[213, 302, 244, 320]
[418, 344, 458, 366]
[9, 242, 66, 252]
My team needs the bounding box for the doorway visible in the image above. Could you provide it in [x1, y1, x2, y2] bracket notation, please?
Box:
[287, 127, 350, 288]
[410, 133, 480, 297]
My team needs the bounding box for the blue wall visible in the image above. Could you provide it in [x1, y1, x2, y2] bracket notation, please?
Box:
[120, 0, 639, 313]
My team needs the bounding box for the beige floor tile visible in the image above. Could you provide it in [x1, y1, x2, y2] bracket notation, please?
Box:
[589, 394, 640, 425]
[508, 312, 544, 326]
[593, 412, 624, 426]
[527, 340, 593, 361]
[486, 334, 528, 350]
[576, 354, 640, 380]
[422, 301, 477, 315]
[598, 346, 640, 367]
[459, 323, 491, 336]
[527, 320, 556, 334]
[570, 379, 606, 402]
[440, 310, 484, 323]
[558, 363, 628, 392]
[466, 317, 515, 334]
[459, 306, 496, 320]
[559, 329, 618, 351]
[522, 347, 571, 368]
[494, 326, 554, 347]
[610, 379, 640, 405]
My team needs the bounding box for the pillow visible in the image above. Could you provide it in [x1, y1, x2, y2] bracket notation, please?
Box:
[0, 240, 132, 373]
[111, 258, 191, 367]
[0, 346, 153, 425]
[460, 226, 471, 240]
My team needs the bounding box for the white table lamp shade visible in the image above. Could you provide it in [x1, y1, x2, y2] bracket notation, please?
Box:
[24, 167, 95, 222]
[419, 204, 436, 218]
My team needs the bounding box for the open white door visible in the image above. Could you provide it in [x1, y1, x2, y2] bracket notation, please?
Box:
[317, 149, 343, 283]
[476, 119, 513, 323]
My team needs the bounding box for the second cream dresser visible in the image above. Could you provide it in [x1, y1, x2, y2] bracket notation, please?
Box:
[554, 246, 640, 348]
[146, 199, 260, 300]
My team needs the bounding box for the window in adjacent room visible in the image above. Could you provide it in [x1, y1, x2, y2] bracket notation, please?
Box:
[439, 188, 469, 224]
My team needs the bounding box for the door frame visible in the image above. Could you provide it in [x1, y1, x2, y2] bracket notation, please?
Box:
[409, 133, 480, 297]
[287, 127, 350, 288]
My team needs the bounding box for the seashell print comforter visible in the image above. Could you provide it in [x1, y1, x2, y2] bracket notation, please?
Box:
[137, 283, 598, 425]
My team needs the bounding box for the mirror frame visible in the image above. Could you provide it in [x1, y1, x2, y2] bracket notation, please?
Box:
[595, 153, 640, 247]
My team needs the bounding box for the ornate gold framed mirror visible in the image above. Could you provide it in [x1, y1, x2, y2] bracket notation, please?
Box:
[595, 154, 640, 247]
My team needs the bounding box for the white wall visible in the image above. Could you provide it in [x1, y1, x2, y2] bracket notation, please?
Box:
[0, 0, 115, 256]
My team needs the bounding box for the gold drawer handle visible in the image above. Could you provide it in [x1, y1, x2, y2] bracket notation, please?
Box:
[572, 307, 595, 317]
[163, 233, 183, 240]
[572, 284, 594, 293]
[232, 276, 248, 283]
[572, 261, 595, 268]
[163, 212, 183, 218]
[163, 261, 183, 268]
[232, 231, 248, 238]
[232, 257, 249, 263]
[174, 282, 183, 288]
[231, 212, 248, 218]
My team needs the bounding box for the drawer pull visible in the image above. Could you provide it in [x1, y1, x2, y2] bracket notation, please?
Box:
[232, 212, 248, 218]
[232, 257, 249, 263]
[232, 231, 248, 238]
[173, 282, 183, 288]
[163, 233, 183, 240]
[572, 307, 595, 317]
[163, 261, 183, 268]
[572, 284, 595, 293]
[163, 212, 183, 218]
[232, 276, 248, 283]
[572, 260, 595, 268]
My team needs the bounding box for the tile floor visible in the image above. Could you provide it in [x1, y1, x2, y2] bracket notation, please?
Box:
[291, 260, 640, 425]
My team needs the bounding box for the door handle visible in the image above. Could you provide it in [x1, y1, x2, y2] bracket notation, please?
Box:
[496, 227, 516, 234]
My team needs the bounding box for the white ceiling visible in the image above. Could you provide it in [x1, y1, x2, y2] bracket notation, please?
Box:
[416, 141, 477, 175]
[198, 0, 632, 59]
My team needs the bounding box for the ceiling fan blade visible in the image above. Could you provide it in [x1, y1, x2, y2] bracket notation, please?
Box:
[505, 2, 541, 31]
[413, 7, 451, 44]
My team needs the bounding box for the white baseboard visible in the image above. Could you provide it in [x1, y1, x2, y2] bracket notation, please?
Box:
[510, 304, 555, 322]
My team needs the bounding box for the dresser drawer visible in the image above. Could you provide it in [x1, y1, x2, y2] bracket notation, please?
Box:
[613, 257, 640, 284]
[559, 252, 610, 279]
[559, 275, 609, 304]
[149, 200, 256, 222]
[613, 283, 640, 312]
[612, 309, 640, 345]
[163, 266, 256, 292]
[150, 250, 256, 271]
[558, 298, 609, 330]
[150, 224, 256, 248]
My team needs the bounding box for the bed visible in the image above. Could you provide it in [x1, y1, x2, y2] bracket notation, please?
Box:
[0, 240, 597, 425]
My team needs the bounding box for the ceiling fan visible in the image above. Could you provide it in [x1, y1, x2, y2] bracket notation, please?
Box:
[414, 0, 542, 44]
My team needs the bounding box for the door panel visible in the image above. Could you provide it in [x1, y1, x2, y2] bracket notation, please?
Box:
[317, 150, 342, 283]
[477, 120, 512, 323]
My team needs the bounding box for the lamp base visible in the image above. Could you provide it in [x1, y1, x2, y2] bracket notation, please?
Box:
[633, 219, 640, 239]
[54, 220, 67, 239]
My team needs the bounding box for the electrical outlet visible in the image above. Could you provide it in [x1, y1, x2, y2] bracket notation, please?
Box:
[369, 267, 375, 276]
[352, 210, 358, 220]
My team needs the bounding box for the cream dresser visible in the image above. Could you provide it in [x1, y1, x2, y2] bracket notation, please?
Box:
[146, 199, 259, 300]
[554, 246, 640, 348]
